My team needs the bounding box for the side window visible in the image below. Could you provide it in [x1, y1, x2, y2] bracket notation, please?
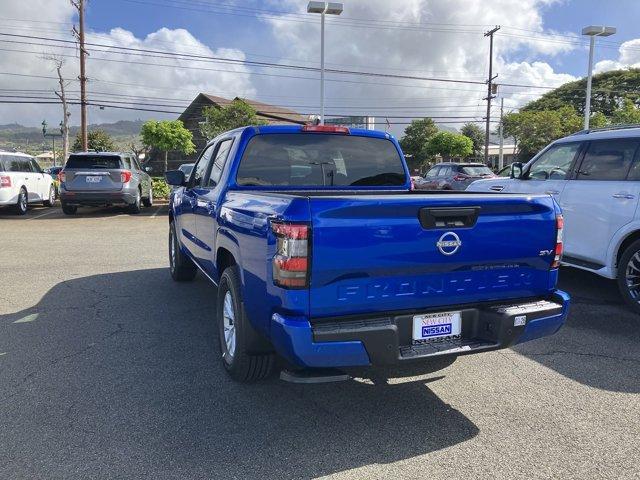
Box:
[133, 158, 142, 171]
[425, 166, 438, 178]
[191, 145, 215, 187]
[121, 156, 131, 170]
[528, 143, 581, 180]
[30, 159, 42, 173]
[579, 139, 640, 181]
[206, 139, 234, 187]
[19, 158, 32, 172]
[439, 166, 451, 177]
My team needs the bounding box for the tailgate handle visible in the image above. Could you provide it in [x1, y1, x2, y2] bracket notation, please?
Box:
[419, 207, 480, 229]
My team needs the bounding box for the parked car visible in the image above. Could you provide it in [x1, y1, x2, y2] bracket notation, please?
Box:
[45, 166, 63, 197]
[0, 151, 56, 214]
[467, 125, 640, 312]
[58, 152, 153, 215]
[45, 166, 63, 178]
[164, 124, 569, 383]
[417, 162, 496, 190]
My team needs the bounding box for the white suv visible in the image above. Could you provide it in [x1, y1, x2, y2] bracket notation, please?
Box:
[467, 126, 640, 312]
[0, 151, 56, 215]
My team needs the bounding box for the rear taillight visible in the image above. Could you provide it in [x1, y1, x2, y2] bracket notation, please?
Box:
[453, 174, 469, 181]
[272, 221, 309, 288]
[121, 170, 132, 183]
[552, 214, 564, 268]
[57, 171, 66, 183]
[0, 175, 11, 188]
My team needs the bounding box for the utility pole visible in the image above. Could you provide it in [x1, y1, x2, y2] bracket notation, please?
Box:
[484, 26, 500, 164]
[498, 97, 504, 170]
[71, 0, 88, 151]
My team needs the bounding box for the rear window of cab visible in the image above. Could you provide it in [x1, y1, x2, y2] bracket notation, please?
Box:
[236, 133, 407, 187]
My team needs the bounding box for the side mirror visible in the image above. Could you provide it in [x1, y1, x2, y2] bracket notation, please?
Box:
[510, 162, 524, 179]
[165, 169, 185, 186]
[144, 166, 153, 173]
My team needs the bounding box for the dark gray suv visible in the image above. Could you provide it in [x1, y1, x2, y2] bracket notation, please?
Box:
[418, 162, 496, 190]
[59, 152, 153, 215]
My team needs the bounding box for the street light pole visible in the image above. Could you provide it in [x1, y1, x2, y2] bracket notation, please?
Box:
[582, 25, 616, 129]
[320, 9, 325, 124]
[307, 1, 343, 125]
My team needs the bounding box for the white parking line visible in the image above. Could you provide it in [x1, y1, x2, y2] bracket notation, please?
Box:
[150, 206, 163, 218]
[27, 210, 58, 220]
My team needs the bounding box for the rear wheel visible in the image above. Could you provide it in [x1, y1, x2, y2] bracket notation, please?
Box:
[617, 239, 640, 314]
[14, 187, 27, 215]
[43, 185, 56, 207]
[142, 186, 153, 208]
[217, 265, 274, 382]
[61, 203, 77, 215]
[128, 188, 142, 214]
[169, 220, 197, 281]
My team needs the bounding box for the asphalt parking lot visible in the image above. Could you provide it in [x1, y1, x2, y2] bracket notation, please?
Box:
[1, 205, 639, 479]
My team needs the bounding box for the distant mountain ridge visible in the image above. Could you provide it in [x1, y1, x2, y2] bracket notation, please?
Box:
[0, 120, 144, 153]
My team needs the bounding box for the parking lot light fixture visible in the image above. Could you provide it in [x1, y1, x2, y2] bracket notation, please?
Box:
[307, 1, 343, 124]
[582, 25, 616, 129]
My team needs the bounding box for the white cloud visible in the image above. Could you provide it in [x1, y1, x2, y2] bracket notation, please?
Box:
[260, 0, 580, 135]
[0, 0, 255, 127]
[595, 38, 640, 73]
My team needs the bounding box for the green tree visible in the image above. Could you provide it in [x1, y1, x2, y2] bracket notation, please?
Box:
[399, 118, 438, 171]
[523, 68, 640, 117]
[611, 99, 640, 125]
[503, 106, 583, 161]
[72, 129, 116, 152]
[460, 123, 484, 158]
[199, 99, 267, 140]
[140, 120, 196, 173]
[425, 131, 473, 161]
[589, 111, 610, 128]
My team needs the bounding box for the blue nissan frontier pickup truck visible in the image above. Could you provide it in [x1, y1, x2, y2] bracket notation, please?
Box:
[165, 124, 570, 383]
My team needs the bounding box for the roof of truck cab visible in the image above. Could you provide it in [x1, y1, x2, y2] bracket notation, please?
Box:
[252, 124, 396, 140]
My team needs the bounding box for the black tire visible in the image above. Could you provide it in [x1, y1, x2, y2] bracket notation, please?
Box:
[217, 265, 274, 382]
[169, 220, 197, 281]
[61, 203, 77, 215]
[128, 189, 142, 214]
[142, 186, 153, 208]
[617, 239, 640, 314]
[14, 187, 28, 215]
[43, 185, 56, 207]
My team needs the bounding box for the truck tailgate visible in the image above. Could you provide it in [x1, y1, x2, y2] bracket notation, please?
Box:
[308, 193, 558, 318]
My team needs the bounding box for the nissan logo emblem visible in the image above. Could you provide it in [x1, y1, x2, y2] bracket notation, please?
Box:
[436, 232, 462, 255]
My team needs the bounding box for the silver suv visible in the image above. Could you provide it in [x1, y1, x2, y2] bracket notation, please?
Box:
[59, 152, 153, 215]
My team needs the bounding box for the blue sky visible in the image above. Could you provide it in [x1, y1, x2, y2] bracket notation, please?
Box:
[2, 0, 640, 131]
[84, 0, 640, 78]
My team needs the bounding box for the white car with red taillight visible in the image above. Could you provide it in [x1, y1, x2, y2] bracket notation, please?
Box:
[0, 151, 56, 215]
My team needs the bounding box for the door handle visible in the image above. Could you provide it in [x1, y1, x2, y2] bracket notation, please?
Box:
[613, 193, 635, 199]
[545, 190, 560, 195]
[196, 199, 208, 208]
[489, 185, 504, 192]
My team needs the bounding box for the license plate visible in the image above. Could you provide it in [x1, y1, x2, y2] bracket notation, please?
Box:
[85, 176, 102, 183]
[412, 311, 462, 341]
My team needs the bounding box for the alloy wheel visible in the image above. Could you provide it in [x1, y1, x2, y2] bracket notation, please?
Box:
[222, 291, 236, 358]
